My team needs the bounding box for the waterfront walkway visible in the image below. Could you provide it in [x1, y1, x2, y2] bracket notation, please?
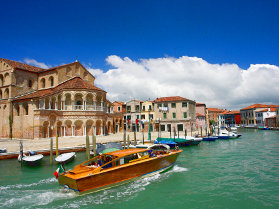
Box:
[0, 131, 198, 154]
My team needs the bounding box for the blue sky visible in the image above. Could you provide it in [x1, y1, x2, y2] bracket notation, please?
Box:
[1, 0, 279, 108]
[1, 0, 278, 70]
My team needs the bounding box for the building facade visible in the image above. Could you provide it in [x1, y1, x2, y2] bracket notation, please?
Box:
[140, 101, 155, 132]
[195, 103, 207, 130]
[154, 96, 196, 134]
[125, 100, 143, 132]
[207, 108, 226, 125]
[112, 101, 125, 133]
[240, 104, 279, 126]
[255, 108, 276, 127]
[0, 58, 121, 139]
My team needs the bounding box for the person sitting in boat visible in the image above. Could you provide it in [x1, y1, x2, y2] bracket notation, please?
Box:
[97, 155, 102, 167]
[148, 150, 156, 157]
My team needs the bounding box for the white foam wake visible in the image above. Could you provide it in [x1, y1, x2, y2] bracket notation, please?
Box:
[0, 177, 57, 191]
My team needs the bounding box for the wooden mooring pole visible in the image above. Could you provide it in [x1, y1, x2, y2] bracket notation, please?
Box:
[92, 129, 96, 157]
[50, 137, 53, 165]
[86, 135, 90, 160]
[127, 135, 130, 149]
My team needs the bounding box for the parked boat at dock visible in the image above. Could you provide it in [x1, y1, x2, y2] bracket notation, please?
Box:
[202, 136, 218, 141]
[58, 145, 182, 194]
[18, 151, 44, 167]
[55, 152, 76, 164]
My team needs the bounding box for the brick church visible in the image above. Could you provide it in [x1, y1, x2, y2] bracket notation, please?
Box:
[0, 58, 123, 139]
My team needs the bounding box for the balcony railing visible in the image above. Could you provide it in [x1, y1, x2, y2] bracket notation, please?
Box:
[38, 105, 107, 112]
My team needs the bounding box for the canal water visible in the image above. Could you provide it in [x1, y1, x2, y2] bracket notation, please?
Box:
[0, 129, 279, 208]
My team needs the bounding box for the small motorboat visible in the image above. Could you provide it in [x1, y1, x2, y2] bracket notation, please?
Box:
[185, 136, 203, 145]
[18, 151, 44, 167]
[0, 148, 7, 153]
[57, 145, 182, 194]
[202, 136, 218, 141]
[55, 152, 76, 164]
[154, 140, 177, 148]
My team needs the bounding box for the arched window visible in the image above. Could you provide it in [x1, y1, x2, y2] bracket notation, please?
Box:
[40, 78, 45, 88]
[4, 88, 9, 99]
[49, 76, 54, 87]
[28, 80, 33, 88]
[66, 67, 71, 76]
[23, 103, 28, 115]
[15, 104, 20, 116]
[4, 73, 9, 86]
[0, 74, 3, 86]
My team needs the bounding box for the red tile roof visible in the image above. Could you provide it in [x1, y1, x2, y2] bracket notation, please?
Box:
[113, 101, 125, 105]
[240, 104, 279, 110]
[256, 108, 277, 112]
[154, 96, 189, 103]
[196, 102, 206, 106]
[1, 58, 44, 72]
[14, 77, 105, 101]
[1, 59, 95, 79]
[207, 108, 226, 113]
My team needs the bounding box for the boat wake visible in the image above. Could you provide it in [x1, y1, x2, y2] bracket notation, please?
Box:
[0, 177, 56, 191]
[0, 166, 189, 208]
[0, 177, 75, 208]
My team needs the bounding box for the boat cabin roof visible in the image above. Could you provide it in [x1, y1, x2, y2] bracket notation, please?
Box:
[105, 148, 147, 158]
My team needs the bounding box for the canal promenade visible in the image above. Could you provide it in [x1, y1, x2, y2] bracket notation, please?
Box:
[0, 131, 198, 154]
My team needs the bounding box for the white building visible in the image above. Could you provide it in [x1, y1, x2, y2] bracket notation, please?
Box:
[255, 108, 276, 127]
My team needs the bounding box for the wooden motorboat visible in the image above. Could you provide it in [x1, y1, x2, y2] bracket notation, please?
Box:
[18, 151, 44, 167]
[58, 145, 182, 194]
[55, 152, 76, 164]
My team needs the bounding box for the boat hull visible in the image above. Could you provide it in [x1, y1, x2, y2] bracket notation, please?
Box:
[58, 150, 181, 194]
[202, 137, 217, 141]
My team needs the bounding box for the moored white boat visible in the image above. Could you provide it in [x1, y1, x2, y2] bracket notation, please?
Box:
[55, 152, 76, 164]
[18, 151, 44, 166]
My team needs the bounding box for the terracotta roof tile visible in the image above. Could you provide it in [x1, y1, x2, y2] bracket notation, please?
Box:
[1, 58, 44, 72]
[207, 108, 226, 113]
[240, 104, 279, 110]
[196, 102, 206, 106]
[154, 96, 189, 103]
[14, 77, 105, 101]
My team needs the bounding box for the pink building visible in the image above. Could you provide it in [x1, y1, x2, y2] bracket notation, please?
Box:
[196, 103, 207, 129]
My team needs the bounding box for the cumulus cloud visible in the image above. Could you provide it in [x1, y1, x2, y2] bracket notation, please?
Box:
[24, 58, 51, 69]
[87, 55, 279, 109]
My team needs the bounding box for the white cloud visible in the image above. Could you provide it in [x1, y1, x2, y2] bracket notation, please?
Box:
[24, 58, 51, 69]
[87, 55, 279, 109]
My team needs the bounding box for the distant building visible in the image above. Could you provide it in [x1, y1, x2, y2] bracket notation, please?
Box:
[140, 100, 155, 132]
[218, 110, 240, 127]
[240, 104, 279, 126]
[195, 103, 207, 130]
[255, 108, 276, 127]
[112, 101, 125, 132]
[154, 96, 196, 134]
[125, 100, 143, 132]
[265, 116, 276, 128]
[207, 108, 226, 125]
